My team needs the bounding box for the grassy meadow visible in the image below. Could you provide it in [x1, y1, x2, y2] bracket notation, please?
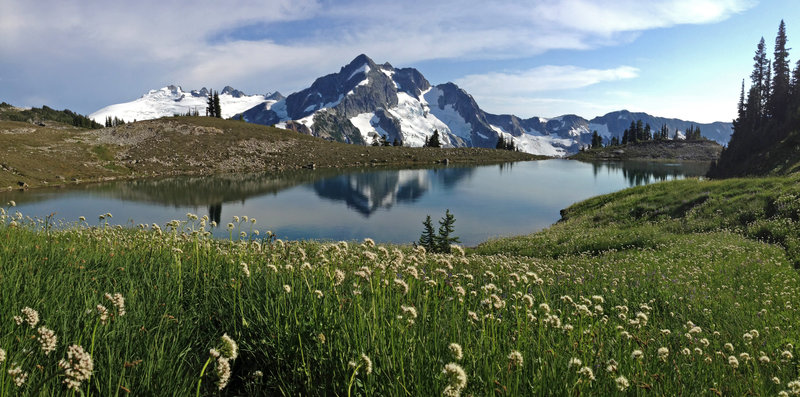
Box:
[1, 172, 799, 395]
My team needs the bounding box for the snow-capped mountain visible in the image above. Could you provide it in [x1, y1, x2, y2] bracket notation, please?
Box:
[89, 55, 733, 156]
[237, 55, 733, 156]
[89, 85, 282, 123]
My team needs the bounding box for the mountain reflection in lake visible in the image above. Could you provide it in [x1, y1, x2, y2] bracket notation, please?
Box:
[312, 168, 473, 217]
[0, 160, 708, 245]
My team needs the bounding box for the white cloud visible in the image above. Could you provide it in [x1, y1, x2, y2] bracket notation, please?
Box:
[455, 65, 640, 96]
[0, 0, 754, 114]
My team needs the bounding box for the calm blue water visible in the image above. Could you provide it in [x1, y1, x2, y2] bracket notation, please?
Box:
[0, 160, 708, 245]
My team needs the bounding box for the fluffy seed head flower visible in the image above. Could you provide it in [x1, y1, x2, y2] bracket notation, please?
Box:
[728, 355, 739, 369]
[360, 354, 373, 375]
[723, 342, 734, 352]
[8, 364, 28, 387]
[401, 305, 418, 319]
[449, 343, 463, 361]
[314, 289, 324, 299]
[615, 375, 630, 391]
[655, 347, 669, 361]
[508, 350, 523, 368]
[105, 292, 126, 316]
[333, 269, 346, 286]
[605, 359, 618, 373]
[96, 304, 109, 325]
[240, 262, 250, 278]
[20, 307, 39, 328]
[394, 278, 409, 294]
[442, 362, 467, 395]
[220, 333, 238, 360]
[578, 366, 595, 381]
[59, 344, 93, 391]
[788, 380, 800, 394]
[283, 285, 291, 293]
[215, 357, 232, 390]
[631, 350, 644, 360]
[568, 357, 582, 368]
[0, 349, 5, 363]
[37, 326, 58, 355]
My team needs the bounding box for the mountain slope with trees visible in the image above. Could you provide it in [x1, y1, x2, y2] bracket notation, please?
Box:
[709, 20, 800, 177]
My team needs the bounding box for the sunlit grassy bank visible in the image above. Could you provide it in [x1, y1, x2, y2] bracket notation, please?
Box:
[1, 174, 799, 396]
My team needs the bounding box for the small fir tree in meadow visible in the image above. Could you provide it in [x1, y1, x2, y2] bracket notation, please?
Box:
[418, 215, 436, 252]
[435, 209, 459, 253]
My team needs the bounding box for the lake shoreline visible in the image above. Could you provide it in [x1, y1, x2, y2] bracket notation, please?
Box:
[1, 117, 542, 192]
[1, 159, 710, 246]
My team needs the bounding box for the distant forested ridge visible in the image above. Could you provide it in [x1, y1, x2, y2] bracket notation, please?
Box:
[0, 102, 102, 129]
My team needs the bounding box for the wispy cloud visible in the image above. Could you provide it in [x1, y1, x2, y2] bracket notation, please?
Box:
[455, 65, 640, 97]
[0, 0, 755, 112]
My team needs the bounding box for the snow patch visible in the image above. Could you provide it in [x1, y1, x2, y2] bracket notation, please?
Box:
[295, 113, 317, 128]
[386, 91, 453, 147]
[350, 112, 378, 142]
[347, 64, 371, 81]
[89, 86, 269, 122]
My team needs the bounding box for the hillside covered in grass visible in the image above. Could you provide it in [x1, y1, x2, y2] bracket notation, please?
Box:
[1, 166, 799, 395]
[0, 113, 538, 191]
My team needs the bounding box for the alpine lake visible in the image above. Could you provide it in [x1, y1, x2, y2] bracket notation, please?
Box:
[0, 159, 710, 246]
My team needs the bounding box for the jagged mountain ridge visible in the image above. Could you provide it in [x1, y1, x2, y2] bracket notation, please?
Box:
[87, 55, 733, 156]
[89, 85, 283, 123]
[237, 54, 733, 156]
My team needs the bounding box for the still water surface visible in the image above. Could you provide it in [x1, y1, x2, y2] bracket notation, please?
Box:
[0, 160, 709, 245]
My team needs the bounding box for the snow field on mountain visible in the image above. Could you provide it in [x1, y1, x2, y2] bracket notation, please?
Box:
[89, 86, 269, 123]
[386, 92, 453, 147]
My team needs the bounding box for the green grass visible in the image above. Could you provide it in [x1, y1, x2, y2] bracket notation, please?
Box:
[1, 172, 799, 395]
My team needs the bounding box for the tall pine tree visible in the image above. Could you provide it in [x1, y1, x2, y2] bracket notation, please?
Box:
[751, 37, 770, 121]
[206, 90, 215, 117]
[770, 20, 791, 120]
[213, 91, 222, 118]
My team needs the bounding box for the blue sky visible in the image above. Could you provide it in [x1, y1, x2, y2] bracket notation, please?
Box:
[0, 0, 795, 122]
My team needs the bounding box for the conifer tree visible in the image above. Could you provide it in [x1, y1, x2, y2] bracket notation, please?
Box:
[213, 91, 222, 118]
[751, 37, 770, 120]
[590, 130, 602, 148]
[770, 20, 791, 120]
[428, 129, 441, 148]
[496, 135, 505, 149]
[393, 137, 401, 146]
[206, 91, 215, 117]
[434, 209, 459, 253]
[418, 215, 436, 252]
